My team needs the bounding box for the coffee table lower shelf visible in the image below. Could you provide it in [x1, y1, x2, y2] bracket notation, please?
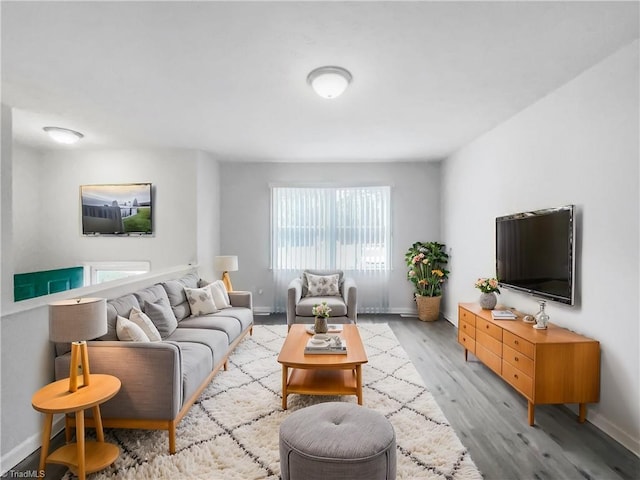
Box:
[283, 367, 361, 408]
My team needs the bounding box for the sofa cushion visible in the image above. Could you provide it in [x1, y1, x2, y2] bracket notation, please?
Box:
[162, 273, 200, 321]
[305, 272, 340, 297]
[102, 294, 142, 341]
[178, 315, 242, 344]
[208, 280, 231, 309]
[130, 308, 162, 342]
[164, 328, 229, 367]
[184, 286, 218, 316]
[116, 315, 150, 342]
[296, 296, 348, 317]
[211, 307, 254, 332]
[144, 298, 178, 339]
[134, 284, 170, 311]
[179, 342, 214, 404]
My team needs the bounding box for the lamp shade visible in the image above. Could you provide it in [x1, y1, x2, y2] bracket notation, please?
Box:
[214, 255, 238, 272]
[49, 297, 107, 342]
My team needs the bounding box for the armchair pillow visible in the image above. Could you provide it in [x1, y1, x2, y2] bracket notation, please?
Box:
[305, 272, 340, 297]
[208, 281, 231, 309]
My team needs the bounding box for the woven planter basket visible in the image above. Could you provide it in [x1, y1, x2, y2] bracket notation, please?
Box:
[415, 294, 441, 322]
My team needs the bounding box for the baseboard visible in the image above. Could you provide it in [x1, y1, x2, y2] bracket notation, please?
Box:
[1, 417, 65, 475]
[585, 409, 640, 457]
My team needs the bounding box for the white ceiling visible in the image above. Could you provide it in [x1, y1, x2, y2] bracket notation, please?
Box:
[2, 1, 638, 162]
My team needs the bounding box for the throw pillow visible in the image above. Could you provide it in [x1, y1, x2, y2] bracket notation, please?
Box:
[184, 286, 218, 316]
[144, 298, 178, 339]
[305, 272, 340, 297]
[129, 308, 162, 342]
[116, 315, 150, 342]
[208, 281, 231, 309]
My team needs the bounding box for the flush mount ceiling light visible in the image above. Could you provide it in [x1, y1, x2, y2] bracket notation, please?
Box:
[43, 126, 84, 144]
[307, 66, 352, 99]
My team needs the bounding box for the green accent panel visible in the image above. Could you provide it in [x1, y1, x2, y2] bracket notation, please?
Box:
[14, 266, 84, 301]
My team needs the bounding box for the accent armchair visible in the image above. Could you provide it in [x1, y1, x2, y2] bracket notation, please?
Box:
[287, 269, 357, 330]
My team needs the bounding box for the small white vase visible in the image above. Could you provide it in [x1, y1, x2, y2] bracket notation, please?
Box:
[479, 292, 497, 310]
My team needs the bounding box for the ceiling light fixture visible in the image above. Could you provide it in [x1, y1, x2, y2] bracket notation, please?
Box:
[43, 126, 84, 145]
[307, 66, 352, 99]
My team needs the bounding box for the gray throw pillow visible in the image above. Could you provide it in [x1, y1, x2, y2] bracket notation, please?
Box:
[144, 298, 178, 339]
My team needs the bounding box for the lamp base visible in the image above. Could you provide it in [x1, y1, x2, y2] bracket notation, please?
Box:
[221, 272, 233, 292]
[68, 341, 92, 392]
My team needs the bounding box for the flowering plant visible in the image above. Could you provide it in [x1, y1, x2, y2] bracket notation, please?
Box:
[312, 302, 332, 318]
[405, 241, 449, 297]
[474, 277, 500, 294]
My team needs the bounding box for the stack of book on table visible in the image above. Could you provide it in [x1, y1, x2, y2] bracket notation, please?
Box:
[304, 335, 347, 355]
[491, 309, 517, 320]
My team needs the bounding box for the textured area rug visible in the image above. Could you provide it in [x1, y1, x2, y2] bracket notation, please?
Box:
[67, 324, 482, 479]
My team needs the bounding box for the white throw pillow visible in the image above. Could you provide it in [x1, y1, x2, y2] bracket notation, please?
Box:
[116, 315, 150, 342]
[129, 307, 162, 342]
[208, 281, 231, 309]
[184, 286, 219, 316]
[305, 272, 340, 297]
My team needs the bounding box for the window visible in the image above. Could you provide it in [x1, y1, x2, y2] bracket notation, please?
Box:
[271, 186, 391, 312]
[83, 261, 151, 286]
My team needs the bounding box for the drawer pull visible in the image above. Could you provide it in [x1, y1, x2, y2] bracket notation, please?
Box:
[486, 325, 490, 329]
[514, 340, 519, 345]
[514, 374, 519, 379]
[514, 357, 519, 362]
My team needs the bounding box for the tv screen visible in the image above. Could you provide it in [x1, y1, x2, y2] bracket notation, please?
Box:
[81, 183, 153, 235]
[496, 205, 575, 305]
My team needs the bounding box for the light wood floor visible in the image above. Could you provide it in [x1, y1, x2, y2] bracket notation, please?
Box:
[12, 314, 639, 479]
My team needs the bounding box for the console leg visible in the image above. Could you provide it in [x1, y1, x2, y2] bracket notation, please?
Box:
[527, 402, 535, 425]
[578, 403, 587, 423]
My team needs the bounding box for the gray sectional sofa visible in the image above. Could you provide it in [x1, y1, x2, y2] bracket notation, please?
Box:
[54, 272, 253, 453]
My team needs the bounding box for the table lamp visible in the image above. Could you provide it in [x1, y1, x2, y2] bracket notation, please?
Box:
[214, 255, 238, 292]
[49, 298, 107, 393]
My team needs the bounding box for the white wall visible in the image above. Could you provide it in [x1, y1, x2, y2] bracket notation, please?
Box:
[441, 40, 639, 453]
[12, 148, 199, 275]
[219, 161, 441, 313]
[196, 151, 221, 282]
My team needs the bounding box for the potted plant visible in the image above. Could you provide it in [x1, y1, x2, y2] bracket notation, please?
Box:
[405, 241, 449, 321]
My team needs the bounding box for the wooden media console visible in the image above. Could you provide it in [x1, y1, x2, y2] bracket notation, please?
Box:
[458, 302, 600, 425]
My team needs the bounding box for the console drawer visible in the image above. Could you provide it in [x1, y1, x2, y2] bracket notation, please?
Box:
[504, 331, 534, 358]
[503, 344, 534, 377]
[502, 361, 533, 398]
[476, 317, 503, 342]
[458, 331, 476, 354]
[476, 343, 501, 375]
[476, 330, 502, 357]
[458, 318, 476, 339]
[458, 307, 476, 327]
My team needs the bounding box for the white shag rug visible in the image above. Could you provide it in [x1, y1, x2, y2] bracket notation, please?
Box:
[66, 324, 482, 479]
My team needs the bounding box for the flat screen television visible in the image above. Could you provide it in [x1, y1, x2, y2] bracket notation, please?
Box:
[81, 183, 153, 235]
[495, 205, 575, 305]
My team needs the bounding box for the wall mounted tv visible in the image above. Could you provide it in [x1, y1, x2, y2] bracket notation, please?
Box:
[496, 205, 575, 305]
[81, 183, 153, 235]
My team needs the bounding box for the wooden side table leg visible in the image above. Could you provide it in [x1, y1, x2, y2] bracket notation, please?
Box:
[527, 402, 535, 426]
[281, 365, 289, 410]
[65, 415, 73, 443]
[75, 410, 86, 480]
[39, 413, 53, 472]
[356, 365, 363, 405]
[92, 405, 105, 442]
[578, 403, 587, 423]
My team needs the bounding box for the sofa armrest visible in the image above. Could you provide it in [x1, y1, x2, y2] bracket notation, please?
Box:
[287, 278, 303, 326]
[55, 341, 183, 420]
[228, 290, 252, 309]
[342, 277, 358, 323]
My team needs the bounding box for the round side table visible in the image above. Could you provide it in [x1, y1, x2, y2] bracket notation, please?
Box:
[32, 374, 121, 480]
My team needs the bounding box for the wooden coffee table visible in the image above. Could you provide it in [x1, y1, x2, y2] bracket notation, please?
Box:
[277, 324, 368, 409]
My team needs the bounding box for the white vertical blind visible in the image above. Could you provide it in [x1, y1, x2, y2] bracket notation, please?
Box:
[271, 186, 391, 313]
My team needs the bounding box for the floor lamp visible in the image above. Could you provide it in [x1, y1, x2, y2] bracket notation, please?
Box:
[214, 255, 238, 292]
[49, 298, 107, 393]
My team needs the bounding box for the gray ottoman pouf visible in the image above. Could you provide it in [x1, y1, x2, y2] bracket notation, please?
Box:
[279, 402, 396, 480]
